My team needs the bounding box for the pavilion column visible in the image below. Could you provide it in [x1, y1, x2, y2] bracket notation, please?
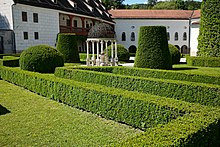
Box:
[111, 41, 115, 66]
[114, 41, 118, 64]
[86, 41, 90, 66]
[105, 41, 109, 64]
[96, 41, 100, 66]
[100, 41, 104, 64]
[92, 41, 95, 66]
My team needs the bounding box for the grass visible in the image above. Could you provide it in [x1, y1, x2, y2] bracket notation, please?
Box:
[0, 80, 142, 146]
[172, 64, 220, 77]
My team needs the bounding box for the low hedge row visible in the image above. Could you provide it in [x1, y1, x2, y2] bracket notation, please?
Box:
[70, 66, 220, 85]
[187, 56, 220, 67]
[0, 66, 182, 131]
[55, 67, 220, 107]
[0, 54, 20, 59]
[0, 57, 19, 67]
[0, 66, 220, 146]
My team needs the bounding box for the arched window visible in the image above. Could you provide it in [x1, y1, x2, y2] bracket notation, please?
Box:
[167, 32, 170, 41]
[122, 32, 126, 41]
[131, 32, 135, 41]
[174, 32, 178, 41]
[183, 32, 187, 41]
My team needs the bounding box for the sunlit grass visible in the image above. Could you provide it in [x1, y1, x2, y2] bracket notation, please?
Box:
[0, 80, 142, 146]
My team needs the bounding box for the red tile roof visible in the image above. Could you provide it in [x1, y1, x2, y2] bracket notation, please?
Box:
[109, 9, 200, 19]
[191, 10, 200, 19]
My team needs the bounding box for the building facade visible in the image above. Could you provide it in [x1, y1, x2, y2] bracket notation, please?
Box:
[109, 9, 200, 56]
[0, 0, 114, 53]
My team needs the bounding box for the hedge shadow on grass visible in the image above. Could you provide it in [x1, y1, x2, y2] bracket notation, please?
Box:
[0, 104, 10, 115]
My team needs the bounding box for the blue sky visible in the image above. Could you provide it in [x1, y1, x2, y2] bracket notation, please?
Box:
[123, 0, 202, 5]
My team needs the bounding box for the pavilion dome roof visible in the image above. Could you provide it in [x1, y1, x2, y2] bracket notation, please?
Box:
[88, 23, 115, 38]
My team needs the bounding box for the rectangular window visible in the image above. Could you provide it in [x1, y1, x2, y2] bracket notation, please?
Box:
[66, 19, 70, 26]
[22, 11, 27, 22]
[33, 13, 38, 23]
[74, 20, 77, 27]
[23, 32, 28, 40]
[34, 32, 39, 40]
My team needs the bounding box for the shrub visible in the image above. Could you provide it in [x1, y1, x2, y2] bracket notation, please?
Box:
[55, 67, 220, 107]
[56, 33, 80, 63]
[70, 66, 220, 85]
[19, 45, 64, 73]
[134, 26, 172, 69]
[169, 44, 181, 64]
[197, 0, 220, 57]
[0, 66, 220, 146]
[186, 56, 220, 67]
[105, 44, 130, 61]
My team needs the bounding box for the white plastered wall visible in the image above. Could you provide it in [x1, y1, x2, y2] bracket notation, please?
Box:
[114, 18, 190, 50]
[12, 4, 59, 52]
[0, 0, 14, 29]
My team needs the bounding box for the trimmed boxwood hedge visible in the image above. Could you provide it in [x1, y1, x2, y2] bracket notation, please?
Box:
[134, 26, 172, 69]
[19, 45, 64, 73]
[0, 66, 182, 131]
[0, 57, 19, 67]
[55, 67, 220, 107]
[71, 66, 220, 85]
[56, 33, 80, 63]
[0, 66, 219, 146]
[186, 56, 220, 67]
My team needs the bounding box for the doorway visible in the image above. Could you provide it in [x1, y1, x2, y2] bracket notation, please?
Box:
[0, 36, 3, 54]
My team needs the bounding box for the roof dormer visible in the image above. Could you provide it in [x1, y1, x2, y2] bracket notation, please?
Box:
[68, 0, 77, 8]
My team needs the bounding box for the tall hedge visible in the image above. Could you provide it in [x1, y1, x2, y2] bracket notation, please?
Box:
[197, 0, 220, 57]
[134, 26, 172, 69]
[56, 34, 80, 63]
[169, 44, 181, 64]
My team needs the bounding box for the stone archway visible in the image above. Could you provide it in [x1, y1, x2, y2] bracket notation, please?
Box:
[128, 45, 137, 53]
[181, 45, 189, 54]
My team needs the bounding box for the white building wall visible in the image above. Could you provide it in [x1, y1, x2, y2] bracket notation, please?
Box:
[190, 24, 200, 56]
[114, 19, 190, 50]
[190, 18, 200, 56]
[12, 4, 59, 52]
[0, 0, 14, 29]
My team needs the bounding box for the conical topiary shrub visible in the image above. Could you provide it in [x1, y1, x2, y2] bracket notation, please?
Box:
[56, 33, 80, 63]
[134, 26, 172, 69]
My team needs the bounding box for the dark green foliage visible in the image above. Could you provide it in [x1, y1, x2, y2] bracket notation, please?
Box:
[169, 44, 181, 64]
[19, 45, 64, 73]
[56, 34, 80, 63]
[70, 66, 220, 85]
[0, 66, 219, 146]
[0, 56, 19, 67]
[55, 67, 220, 107]
[105, 44, 130, 61]
[197, 0, 220, 57]
[187, 56, 220, 67]
[134, 26, 172, 69]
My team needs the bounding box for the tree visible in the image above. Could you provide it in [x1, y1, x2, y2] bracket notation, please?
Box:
[102, 0, 125, 9]
[148, 0, 157, 6]
[197, 0, 220, 57]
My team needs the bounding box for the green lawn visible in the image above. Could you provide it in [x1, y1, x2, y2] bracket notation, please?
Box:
[0, 80, 142, 146]
[172, 64, 220, 77]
